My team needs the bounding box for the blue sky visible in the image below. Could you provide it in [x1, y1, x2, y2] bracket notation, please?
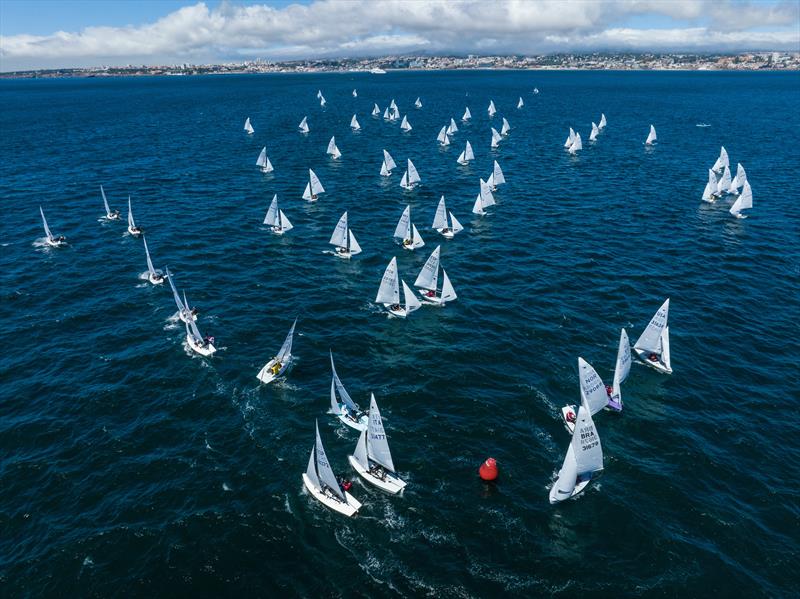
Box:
[1, 1, 798, 71]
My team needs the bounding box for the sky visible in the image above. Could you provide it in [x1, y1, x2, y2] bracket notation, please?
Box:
[0, 0, 798, 71]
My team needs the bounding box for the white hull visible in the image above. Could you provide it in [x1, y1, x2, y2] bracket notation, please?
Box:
[271, 226, 286, 236]
[633, 348, 672, 374]
[178, 310, 198, 323]
[45, 238, 65, 248]
[383, 304, 408, 318]
[549, 479, 591, 504]
[256, 357, 290, 384]
[302, 473, 361, 517]
[105, 213, 120, 220]
[560, 405, 577, 435]
[128, 226, 142, 237]
[148, 272, 164, 285]
[333, 247, 353, 260]
[348, 456, 407, 494]
[436, 228, 456, 239]
[400, 184, 418, 191]
[418, 290, 446, 305]
[336, 410, 368, 432]
[187, 334, 217, 356]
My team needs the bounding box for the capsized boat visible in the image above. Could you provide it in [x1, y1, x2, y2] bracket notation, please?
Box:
[101, 185, 120, 220]
[298, 116, 309, 133]
[142, 235, 164, 285]
[381, 149, 397, 176]
[302, 169, 325, 201]
[645, 125, 657, 145]
[394, 205, 424, 250]
[414, 245, 457, 306]
[431, 195, 463, 239]
[349, 394, 407, 494]
[633, 299, 672, 374]
[127, 197, 142, 236]
[244, 117, 254, 135]
[256, 318, 297, 384]
[329, 211, 362, 259]
[39, 206, 66, 247]
[549, 376, 604, 504]
[399, 159, 421, 190]
[375, 257, 421, 318]
[256, 147, 274, 173]
[330, 351, 368, 431]
[327, 136, 342, 159]
[184, 308, 216, 356]
[561, 357, 611, 434]
[166, 266, 197, 323]
[472, 178, 496, 215]
[729, 180, 753, 219]
[264, 194, 293, 235]
[303, 420, 362, 517]
[350, 114, 361, 131]
[456, 141, 474, 165]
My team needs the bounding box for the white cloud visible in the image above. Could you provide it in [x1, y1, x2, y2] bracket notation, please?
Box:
[0, 0, 797, 70]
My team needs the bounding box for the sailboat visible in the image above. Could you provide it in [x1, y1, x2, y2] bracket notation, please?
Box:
[244, 117, 254, 135]
[39, 206, 66, 247]
[606, 329, 631, 412]
[456, 141, 474, 165]
[589, 122, 599, 142]
[330, 352, 368, 431]
[728, 163, 746, 194]
[381, 149, 397, 177]
[302, 169, 325, 201]
[350, 115, 361, 131]
[568, 132, 583, 155]
[352, 89, 358, 98]
[372, 103, 380, 116]
[701, 169, 718, 203]
[549, 368, 604, 504]
[100, 186, 120, 220]
[447, 118, 459, 135]
[645, 125, 657, 145]
[414, 246, 457, 306]
[319, 94, 326, 107]
[263, 194, 293, 235]
[561, 357, 611, 434]
[394, 205, 425, 250]
[390, 105, 400, 121]
[564, 127, 576, 148]
[462, 107, 472, 122]
[184, 305, 216, 356]
[142, 235, 164, 284]
[598, 113, 607, 129]
[533, 87, 539, 94]
[256, 318, 297, 384]
[349, 394, 407, 494]
[400, 115, 412, 132]
[298, 116, 309, 133]
[517, 97, 524, 109]
[303, 420, 362, 517]
[431, 195, 463, 239]
[486, 160, 506, 191]
[399, 159, 421, 190]
[729, 180, 753, 219]
[436, 126, 450, 146]
[329, 211, 362, 259]
[256, 147, 274, 173]
[472, 179, 496, 215]
[500, 117, 511, 136]
[490, 128, 502, 149]
[382, 107, 391, 120]
[715, 165, 732, 197]
[127, 197, 142, 236]
[487, 100, 496, 117]
[375, 257, 421, 318]
[166, 267, 197, 323]
[712, 146, 729, 173]
[633, 298, 672, 374]
[415, 97, 422, 109]
[327, 136, 342, 159]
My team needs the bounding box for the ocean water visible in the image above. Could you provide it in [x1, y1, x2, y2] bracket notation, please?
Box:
[1, 70, 799, 597]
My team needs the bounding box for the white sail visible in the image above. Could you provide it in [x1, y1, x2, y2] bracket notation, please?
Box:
[410, 224, 425, 249]
[407, 160, 420, 185]
[127, 197, 136, 229]
[564, 127, 576, 148]
[400, 171, 408, 189]
[492, 160, 505, 185]
[660, 327, 672, 372]
[383, 150, 397, 171]
[306, 445, 320, 488]
[244, 117, 254, 134]
[589, 122, 599, 141]
[712, 146, 730, 173]
[319, 95, 326, 107]
[491, 128, 502, 148]
[572, 391, 603, 475]
[568, 133, 583, 154]
[390, 106, 400, 121]
[472, 193, 485, 215]
[716, 165, 732, 194]
[389, 99, 397, 110]
[501, 117, 510, 136]
[314, 420, 344, 499]
[327, 136, 341, 159]
[298, 116, 309, 133]
[353, 430, 369, 469]
[645, 124, 657, 145]
[256, 147, 267, 168]
[402, 280, 421, 313]
[450, 212, 463, 233]
[414, 245, 440, 291]
[634, 298, 670, 355]
[366, 394, 395, 472]
[166, 267, 186, 314]
[610, 328, 631, 406]
[352, 89, 357, 97]
[394, 205, 411, 239]
[316, 89, 323, 99]
[264, 194, 279, 226]
[462, 107, 472, 121]
[517, 97, 524, 109]
[348, 230, 362, 255]
[372, 103, 380, 116]
[400, 115, 412, 131]
[302, 183, 312, 201]
[488, 100, 496, 116]
[329, 212, 349, 247]
[309, 169, 325, 195]
[264, 157, 273, 173]
[101, 185, 111, 215]
[432, 196, 448, 230]
[330, 351, 359, 413]
[350, 115, 360, 130]
[457, 141, 474, 164]
[380, 160, 390, 177]
[383, 107, 390, 120]
[579, 357, 609, 415]
[278, 210, 293, 232]
[729, 163, 746, 193]
[415, 97, 422, 108]
[730, 180, 753, 217]
[441, 269, 457, 302]
[456, 151, 466, 165]
[277, 318, 296, 363]
[551, 442, 580, 500]
[480, 178, 495, 207]
[142, 235, 157, 276]
[448, 118, 459, 134]
[437, 126, 448, 144]
[376, 257, 400, 305]
[702, 169, 717, 202]
[599, 113, 607, 129]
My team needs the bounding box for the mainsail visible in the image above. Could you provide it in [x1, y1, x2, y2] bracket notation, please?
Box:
[376, 258, 400, 305]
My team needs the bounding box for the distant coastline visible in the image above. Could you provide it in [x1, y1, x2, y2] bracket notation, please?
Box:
[2, 52, 798, 79]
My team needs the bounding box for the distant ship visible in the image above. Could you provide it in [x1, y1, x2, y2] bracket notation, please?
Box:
[369, 68, 387, 75]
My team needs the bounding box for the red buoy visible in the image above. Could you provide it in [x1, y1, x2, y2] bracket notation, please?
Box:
[479, 457, 499, 481]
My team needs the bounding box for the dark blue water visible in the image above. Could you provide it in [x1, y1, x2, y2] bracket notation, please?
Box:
[1, 70, 799, 597]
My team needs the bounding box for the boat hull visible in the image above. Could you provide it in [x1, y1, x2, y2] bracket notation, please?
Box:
[561, 405, 577, 435]
[128, 226, 142, 237]
[383, 304, 408, 318]
[178, 310, 197, 324]
[348, 456, 407, 495]
[418, 290, 446, 305]
[302, 474, 361, 517]
[148, 272, 164, 285]
[187, 334, 216, 356]
[336, 409, 368, 431]
[256, 357, 290, 384]
[106, 213, 120, 220]
[633, 348, 672, 374]
[549, 479, 591, 504]
[45, 238, 65, 248]
[333, 248, 353, 260]
[437, 228, 456, 239]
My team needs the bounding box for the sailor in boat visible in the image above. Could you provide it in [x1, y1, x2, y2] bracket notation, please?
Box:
[53, 235, 67, 243]
[648, 353, 659, 363]
[368, 463, 387, 481]
[202, 335, 214, 348]
[402, 237, 413, 247]
[151, 272, 165, 284]
[564, 408, 577, 424]
[336, 246, 348, 256]
[108, 209, 120, 219]
[440, 226, 452, 236]
[130, 224, 143, 235]
[424, 290, 436, 299]
[269, 359, 282, 375]
[605, 384, 614, 398]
